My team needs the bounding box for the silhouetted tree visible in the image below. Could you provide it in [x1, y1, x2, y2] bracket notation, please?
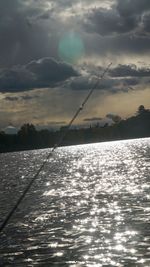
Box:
[137, 105, 146, 115]
[18, 123, 37, 146]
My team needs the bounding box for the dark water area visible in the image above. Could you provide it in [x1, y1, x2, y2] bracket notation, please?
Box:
[0, 138, 150, 266]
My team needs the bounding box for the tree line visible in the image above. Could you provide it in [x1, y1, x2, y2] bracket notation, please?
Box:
[0, 105, 150, 153]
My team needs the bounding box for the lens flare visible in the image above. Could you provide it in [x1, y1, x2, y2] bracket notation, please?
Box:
[58, 32, 84, 63]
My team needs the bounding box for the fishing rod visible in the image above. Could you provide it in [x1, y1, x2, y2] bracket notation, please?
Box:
[0, 62, 112, 233]
[52, 62, 112, 151]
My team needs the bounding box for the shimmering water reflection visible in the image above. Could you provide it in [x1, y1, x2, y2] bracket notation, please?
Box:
[0, 138, 150, 266]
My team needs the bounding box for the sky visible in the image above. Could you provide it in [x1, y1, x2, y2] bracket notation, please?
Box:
[0, 0, 150, 130]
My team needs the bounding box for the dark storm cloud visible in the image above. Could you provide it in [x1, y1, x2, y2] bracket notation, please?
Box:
[37, 10, 53, 20]
[84, 0, 150, 55]
[117, 0, 150, 17]
[123, 78, 140, 87]
[0, 0, 59, 68]
[68, 63, 149, 94]
[69, 76, 92, 91]
[0, 67, 35, 92]
[117, 0, 150, 35]
[26, 58, 78, 84]
[69, 75, 134, 93]
[1, 59, 146, 95]
[0, 0, 150, 71]
[142, 12, 150, 33]
[85, 0, 150, 36]
[110, 64, 150, 77]
[0, 58, 79, 93]
[85, 8, 138, 36]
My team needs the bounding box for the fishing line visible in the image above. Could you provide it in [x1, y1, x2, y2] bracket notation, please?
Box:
[0, 62, 112, 233]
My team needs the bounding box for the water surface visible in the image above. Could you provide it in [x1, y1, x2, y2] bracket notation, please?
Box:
[0, 138, 150, 266]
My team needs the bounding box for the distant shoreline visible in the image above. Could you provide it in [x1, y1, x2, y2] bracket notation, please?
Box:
[0, 106, 150, 154]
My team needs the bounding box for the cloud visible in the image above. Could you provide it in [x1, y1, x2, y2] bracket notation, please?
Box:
[5, 96, 19, 101]
[21, 95, 39, 100]
[5, 94, 40, 101]
[0, 0, 150, 129]
[70, 75, 118, 91]
[69, 76, 92, 90]
[0, 58, 79, 93]
[1, 60, 148, 96]
[109, 64, 150, 77]
[0, 0, 149, 69]
[83, 0, 150, 57]
[69, 73, 139, 94]
[117, 0, 150, 17]
[46, 121, 66, 125]
[85, 8, 138, 36]
[84, 117, 102, 122]
[142, 12, 150, 33]
[0, 67, 36, 92]
[0, 0, 60, 68]
[27, 58, 78, 84]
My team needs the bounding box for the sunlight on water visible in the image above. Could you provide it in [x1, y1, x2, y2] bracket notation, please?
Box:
[0, 138, 150, 266]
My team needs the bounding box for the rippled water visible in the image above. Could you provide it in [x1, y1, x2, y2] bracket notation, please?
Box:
[0, 138, 150, 266]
